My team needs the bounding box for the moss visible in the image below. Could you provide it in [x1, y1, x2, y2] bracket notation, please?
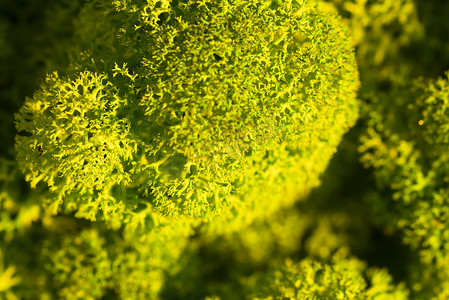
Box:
[15, 0, 359, 227]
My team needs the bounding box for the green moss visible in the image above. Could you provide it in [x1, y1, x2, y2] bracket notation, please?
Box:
[1, 1, 364, 299]
[15, 0, 359, 227]
[360, 74, 449, 298]
[250, 256, 408, 300]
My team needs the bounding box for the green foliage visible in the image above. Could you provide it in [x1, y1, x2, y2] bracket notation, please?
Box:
[320, 0, 424, 77]
[16, 71, 135, 191]
[251, 256, 408, 300]
[42, 229, 112, 299]
[14, 0, 358, 227]
[1, 0, 363, 299]
[3, 0, 449, 299]
[320, 0, 449, 298]
[360, 74, 449, 298]
[15, 71, 137, 223]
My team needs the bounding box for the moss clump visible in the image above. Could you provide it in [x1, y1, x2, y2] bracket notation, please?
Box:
[15, 0, 359, 227]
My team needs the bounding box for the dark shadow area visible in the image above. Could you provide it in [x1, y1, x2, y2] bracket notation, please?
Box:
[304, 124, 413, 283]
